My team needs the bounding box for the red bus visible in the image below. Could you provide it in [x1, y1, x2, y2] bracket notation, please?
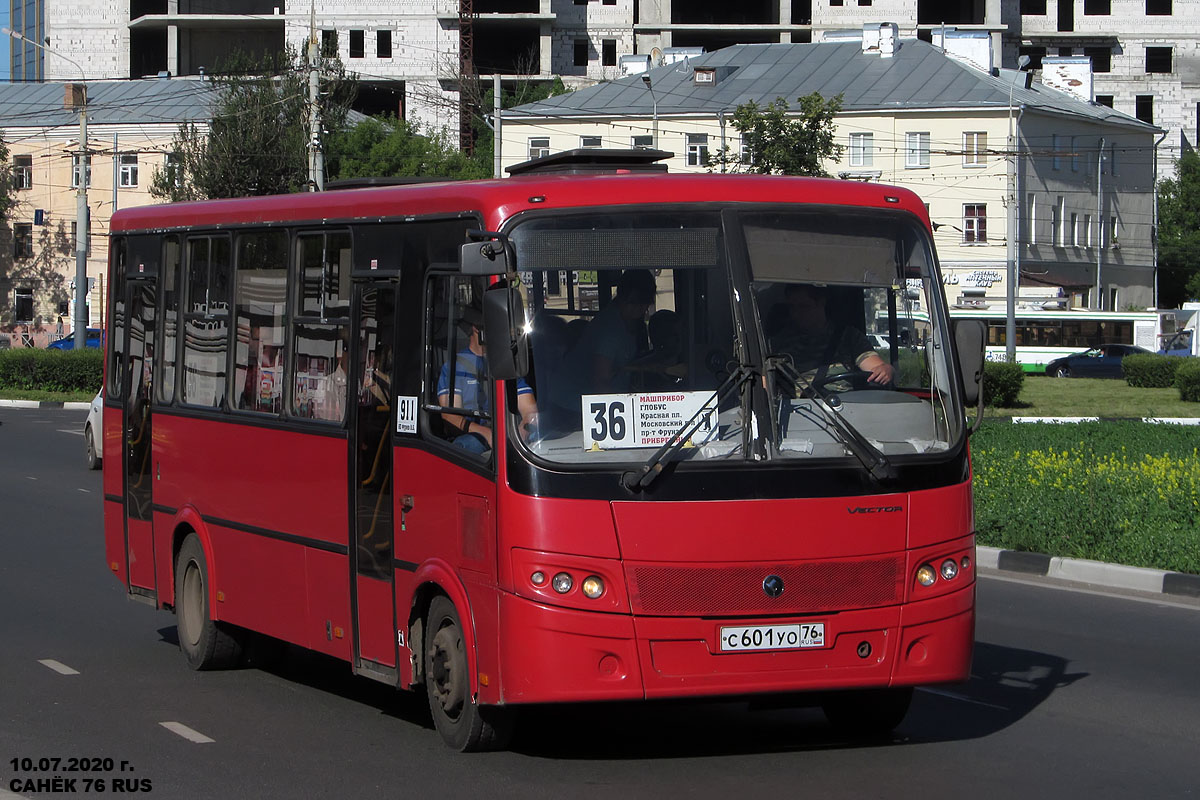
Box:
[103, 151, 985, 751]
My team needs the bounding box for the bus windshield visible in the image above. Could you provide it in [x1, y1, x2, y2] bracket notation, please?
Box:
[510, 205, 960, 468]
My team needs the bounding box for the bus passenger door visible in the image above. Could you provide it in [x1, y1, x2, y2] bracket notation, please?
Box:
[350, 283, 398, 674]
[123, 277, 157, 596]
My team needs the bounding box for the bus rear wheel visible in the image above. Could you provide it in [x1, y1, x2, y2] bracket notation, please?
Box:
[424, 595, 513, 751]
[821, 687, 913, 738]
[175, 535, 243, 670]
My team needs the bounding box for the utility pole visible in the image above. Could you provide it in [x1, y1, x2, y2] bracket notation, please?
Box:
[307, 3, 323, 191]
[72, 84, 89, 350]
[493, 74, 502, 179]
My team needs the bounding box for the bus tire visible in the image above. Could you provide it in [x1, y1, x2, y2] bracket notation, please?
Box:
[175, 534, 243, 671]
[821, 687, 913, 738]
[424, 595, 513, 751]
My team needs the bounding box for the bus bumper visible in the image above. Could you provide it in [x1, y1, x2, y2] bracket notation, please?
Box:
[497, 583, 974, 704]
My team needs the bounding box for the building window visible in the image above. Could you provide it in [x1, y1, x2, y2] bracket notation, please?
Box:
[1084, 0, 1110, 13]
[13, 155, 32, 190]
[13, 223, 34, 260]
[849, 132, 873, 167]
[70, 221, 91, 256]
[321, 29, 338, 58]
[1051, 197, 1064, 245]
[739, 140, 753, 165]
[1146, 0, 1171, 13]
[1018, 46, 1046, 69]
[1084, 214, 1092, 247]
[13, 288, 34, 323]
[1069, 212, 1079, 246]
[1052, 134, 1063, 169]
[830, 0, 843, 6]
[963, 132, 986, 167]
[574, 39, 588, 67]
[1110, 143, 1118, 175]
[1084, 46, 1111, 72]
[963, 204, 987, 243]
[1146, 46, 1172, 73]
[119, 154, 139, 187]
[164, 152, 184, 187]
[905, 132, 930, 168]
[1096, 94, 1114, 107]
[528, 137, 551, 160]
[602, 39, 617, 67]
[1110, 216, 1119, 248]
[859, 0, 872, 5]
[71, 155, 91, 189]
[1071, 136, 1080, 171]
[580, 136, 602, 148]
[377, 30, 392, 59]
[1020, 0, 1046, 13]
[686, 133, 709, 167]
[349, 29, 364, 59]
[631, 135, 653, 149]
[1136, 95, 1154, 124]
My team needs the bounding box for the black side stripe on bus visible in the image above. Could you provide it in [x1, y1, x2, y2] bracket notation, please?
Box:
[105, 493, 124, 504]
[393, 559, 419, 573]
[141, 504, 348, 556]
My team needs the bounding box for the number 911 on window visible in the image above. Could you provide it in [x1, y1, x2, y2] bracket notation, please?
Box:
[719, 623, 826, 652]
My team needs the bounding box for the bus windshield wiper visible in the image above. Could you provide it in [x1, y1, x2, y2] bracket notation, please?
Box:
[621, 363, 756, 493]
[766, 356, 894, 483]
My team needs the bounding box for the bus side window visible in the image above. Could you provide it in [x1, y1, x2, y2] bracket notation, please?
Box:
[427, 275, 491, 456]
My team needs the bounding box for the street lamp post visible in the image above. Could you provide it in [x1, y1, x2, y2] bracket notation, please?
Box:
[641, 74, 658, 150]
[3, 27, 90, 350]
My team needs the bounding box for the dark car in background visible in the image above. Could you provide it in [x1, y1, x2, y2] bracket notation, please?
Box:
[46, 329, 102, 350]
[1045, 344, 1153, 378]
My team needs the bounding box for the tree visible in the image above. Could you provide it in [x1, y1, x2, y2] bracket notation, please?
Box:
[1157, 151, 1200, 307]
[151, 49, 356, 201]
[325, 116, 491, 182]
[708, 92, 844, 177]
[0, 136, 13, 224]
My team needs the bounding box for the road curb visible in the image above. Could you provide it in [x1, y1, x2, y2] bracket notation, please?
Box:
[0, 399, 91, 410]
[979, 545, 1200, 598]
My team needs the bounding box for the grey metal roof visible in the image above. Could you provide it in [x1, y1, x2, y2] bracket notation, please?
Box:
[505, 40, 1158, 132]
[0, 78, 221, 128]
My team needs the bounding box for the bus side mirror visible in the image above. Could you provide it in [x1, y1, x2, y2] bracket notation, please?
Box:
[954, 319, 985, 406]
[483, 286, 529, 380]
[461, 231, 509, 275]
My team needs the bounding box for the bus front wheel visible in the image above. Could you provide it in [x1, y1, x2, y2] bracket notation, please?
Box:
[175, 535, 243, 670]
[821, 687, 913, 738]
[424, 595, 513, 751]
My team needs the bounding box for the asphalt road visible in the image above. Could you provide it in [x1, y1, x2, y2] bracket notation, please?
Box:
[2, 406, 1199, 799]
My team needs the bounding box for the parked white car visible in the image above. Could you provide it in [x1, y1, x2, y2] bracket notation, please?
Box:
[85, 390, 103, 470]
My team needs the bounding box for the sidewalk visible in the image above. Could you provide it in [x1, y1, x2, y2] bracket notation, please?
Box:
[978, 546, 1200, 598]
[0, 399, 91, 410]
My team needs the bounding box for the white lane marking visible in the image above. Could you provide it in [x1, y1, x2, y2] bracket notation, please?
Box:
[25, 476, 37, 480]
[160, 721, 215, 743]
[77, 488, 91, 493]
[58, 429, 84, 436]
[981, 572, 1200, 612]
[39, 659, 80, 675]
[917, 687, 1008, 711]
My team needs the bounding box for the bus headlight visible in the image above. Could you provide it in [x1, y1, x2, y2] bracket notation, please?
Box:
[552, 572, 574, 594]
[916, 564, 937, 587]
[941, 559, 960, 581]
[581, 576, 605, 599]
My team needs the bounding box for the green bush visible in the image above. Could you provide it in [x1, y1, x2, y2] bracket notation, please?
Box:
[982, 361, 1024, 407]
[1123, 353, 1187, 388]
[1175, 360, 1200, 402]
[973, 421, 1200, 574]
[0, 348, 103, 392]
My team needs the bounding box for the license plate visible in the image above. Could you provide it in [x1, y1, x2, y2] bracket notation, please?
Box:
[718, 623, 826, 652]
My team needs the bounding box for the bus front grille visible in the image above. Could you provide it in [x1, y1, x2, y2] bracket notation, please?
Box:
[627, 557, 904, 616]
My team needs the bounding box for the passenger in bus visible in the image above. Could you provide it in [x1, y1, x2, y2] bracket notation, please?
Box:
[627, 309, 686, 390]
[438, 306, 538, 454]
[769, 284, 894, 387]
[570, 269, 657, 394]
